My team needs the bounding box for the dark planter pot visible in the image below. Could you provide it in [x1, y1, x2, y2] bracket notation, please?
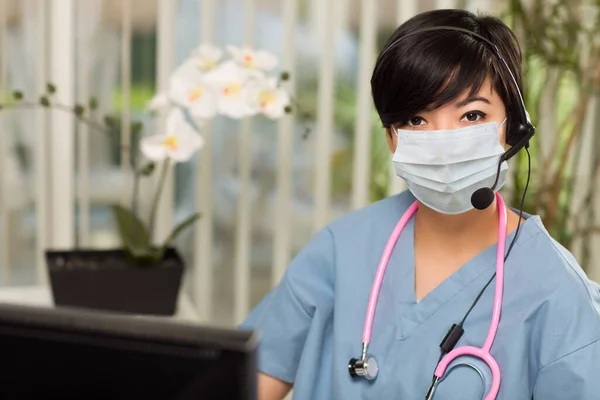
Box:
[45, 248, 184, 316]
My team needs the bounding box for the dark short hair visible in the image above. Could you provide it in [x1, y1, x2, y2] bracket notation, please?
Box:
[371, 9, 524, 145]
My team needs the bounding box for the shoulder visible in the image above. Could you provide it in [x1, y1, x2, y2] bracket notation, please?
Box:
[514, 216, 600, 367]
[319, 191, 416, 275]
[281, 191, 416, 301]
[284, 191, 415, 278]
[523, 217, 600, 313]
[326, 190, 416, 239]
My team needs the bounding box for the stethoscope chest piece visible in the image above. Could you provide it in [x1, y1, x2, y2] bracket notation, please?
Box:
[348, 355, 379, 380]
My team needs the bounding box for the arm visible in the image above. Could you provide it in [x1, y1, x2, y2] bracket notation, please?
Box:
[532, 338, 600, 399]
[241, 227, 335, 399]
[258, 372, 292, 400]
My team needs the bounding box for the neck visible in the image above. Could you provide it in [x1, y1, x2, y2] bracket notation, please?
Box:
[415, 199, 500, 246]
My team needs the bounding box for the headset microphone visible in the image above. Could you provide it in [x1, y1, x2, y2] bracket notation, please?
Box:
[471, 159, 503, 210]
[471, 188, 496, 210]
[471, 188, 496, 211]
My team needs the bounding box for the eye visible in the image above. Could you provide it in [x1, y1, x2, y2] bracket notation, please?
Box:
[460, 110, 487, 123]
[407, 116, 427, 127]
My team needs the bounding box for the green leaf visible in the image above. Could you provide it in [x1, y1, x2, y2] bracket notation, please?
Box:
[109, 204, 150, 255]
[124, 246, 164, 266]
[284, 105, 293, 114]
[40, 96, 50, 107]
[138, 162, 156, 176]
[280, 71, 290, 81]
[12, 91, 23, 100]
[89, 97, 98, 111]
[46, 82, 56, 94]
[160, 213, 201, 251]
[74, 104, 85, 117]
[104, 115, 117, 128]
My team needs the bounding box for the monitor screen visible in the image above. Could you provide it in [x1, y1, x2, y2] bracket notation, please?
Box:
[0, 303, 257, 399]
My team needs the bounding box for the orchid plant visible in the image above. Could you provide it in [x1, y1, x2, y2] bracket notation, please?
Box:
[2, 44, 292, 266]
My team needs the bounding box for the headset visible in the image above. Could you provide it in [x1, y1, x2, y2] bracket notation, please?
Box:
[374, 26, 536, 210]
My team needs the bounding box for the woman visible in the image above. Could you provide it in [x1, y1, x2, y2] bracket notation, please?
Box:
[241, 9, 600, 399]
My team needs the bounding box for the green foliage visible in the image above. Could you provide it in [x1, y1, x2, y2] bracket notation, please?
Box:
[109, 203, 199, 266]
[46, 83, 56, 94]
[110, 204, 151, 257]
[138, 162, 156, 176]
[39, 96, 50, 107]
[74, 104, 84, 117]
[505, 0, 600, 262]
[110, 157, 200, 266]
[160, 213, 201, 253]
[103, 115, 118, 128]
[12, 91, 23, 100]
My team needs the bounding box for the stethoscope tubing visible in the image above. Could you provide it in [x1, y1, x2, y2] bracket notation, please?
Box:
[362, 200, 419, 344]
[359, 193, 507, 399]
[434, 194, 506, 400]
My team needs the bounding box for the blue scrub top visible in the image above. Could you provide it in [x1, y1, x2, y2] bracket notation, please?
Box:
[241, 191, 600, 399]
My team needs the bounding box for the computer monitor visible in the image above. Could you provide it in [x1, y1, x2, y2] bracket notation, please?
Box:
[0, 302, 257, 399]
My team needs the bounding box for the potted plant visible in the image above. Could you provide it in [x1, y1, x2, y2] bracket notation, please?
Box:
[2, 44, 291, 315]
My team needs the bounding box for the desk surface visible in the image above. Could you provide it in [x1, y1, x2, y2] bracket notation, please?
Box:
[0, 284, 200, 322]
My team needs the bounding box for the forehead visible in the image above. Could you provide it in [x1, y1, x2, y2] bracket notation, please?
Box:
[467, 76, 497, 97]
[430, 76, 503, 110]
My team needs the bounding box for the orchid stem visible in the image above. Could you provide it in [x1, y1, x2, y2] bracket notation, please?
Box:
[148, 158, 171, 245]
[7, 102, 112, 138]
[132, 169, 141, 218]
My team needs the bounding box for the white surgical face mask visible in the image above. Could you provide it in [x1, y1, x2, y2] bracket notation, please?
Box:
[392, 119, 508, 214]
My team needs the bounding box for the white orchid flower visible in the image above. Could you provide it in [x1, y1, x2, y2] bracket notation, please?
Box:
[189, 43, 223, 72]
[140, 108, 204, 163]
[226, 45, 278, 72]
[168, 60, 217, 120]
[148, 92, 170, 111]
[203, 60, 255, 119]
[246, 77, 291, 119]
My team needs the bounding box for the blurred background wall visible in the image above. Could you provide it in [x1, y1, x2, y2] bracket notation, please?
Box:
[0, 0, 599, 327]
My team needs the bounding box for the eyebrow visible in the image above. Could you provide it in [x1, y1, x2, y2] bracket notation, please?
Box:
[456, 96, 491, 108]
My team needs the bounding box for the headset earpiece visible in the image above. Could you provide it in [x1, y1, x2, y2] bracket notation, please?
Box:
[502, 122, 535, 162]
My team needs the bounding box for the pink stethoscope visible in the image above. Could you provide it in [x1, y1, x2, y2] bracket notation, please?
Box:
[348, 192, 507, 400]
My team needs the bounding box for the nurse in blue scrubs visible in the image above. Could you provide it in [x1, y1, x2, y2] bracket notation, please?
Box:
[241, 9, 600, 400]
